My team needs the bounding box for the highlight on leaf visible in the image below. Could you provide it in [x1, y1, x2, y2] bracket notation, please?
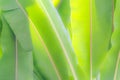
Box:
[0, 0, 120, 80]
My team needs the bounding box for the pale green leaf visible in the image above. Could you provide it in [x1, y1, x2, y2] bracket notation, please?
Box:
[0, 0, 19, 10]
[18, 0, 34, 7]
[100, 0, 120, 80]
[0, 16, 33, 80]
[2, 8, 32, 51]
[92, 0, 113, 76]
[0, 16, 16, 80]
[26, 3, 70, 79]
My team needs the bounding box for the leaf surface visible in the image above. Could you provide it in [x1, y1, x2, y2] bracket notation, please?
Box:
[92, 0, 113, 77]
[70, 0, 90, 79]
[0, 0, 19, 10]
[100, 0, 120, 79]
[0, 15, 33, 80]
[18, 0, 81, 79]
[30, 21, 60, 80]
[3, 8, 32, 51]
[57, 0, 71, 27]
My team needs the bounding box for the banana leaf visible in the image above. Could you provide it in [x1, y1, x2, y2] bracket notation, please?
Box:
[57, 0, 72, 38]
[18, 0, 81, 79]
[92, 0, 113, 77]
[0, 14, 33, 80]
[30, 22, 60, 80]
[70, 0, 90, 79]
[0, 0, 19, 10]
[100, 0, 120, 79]
[33, 67, 44, 80]
[0, 0, 33, 79]
[52, 0, 72, 38]
[2, 8, 32, 51]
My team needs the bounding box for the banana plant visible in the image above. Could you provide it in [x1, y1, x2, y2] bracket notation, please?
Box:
[0, 0, 120, 80]
[1, 0, 81, 80]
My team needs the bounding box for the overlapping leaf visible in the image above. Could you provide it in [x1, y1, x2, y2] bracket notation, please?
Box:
[1, 0, 120, 80]
[3, 8, 32, 51]
[56, 0, 72, 37]
[18, 0, 81, 79]
[0, 1, 33, 80]
[30, 20, 60, 80]
[0, 15, 33, 80]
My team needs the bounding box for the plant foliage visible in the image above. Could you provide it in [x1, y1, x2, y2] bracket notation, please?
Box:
[0, 0, 120, 80]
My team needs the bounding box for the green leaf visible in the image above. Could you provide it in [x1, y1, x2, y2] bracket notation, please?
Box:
[57, 0, 72, 38]
[0, 0, 19, 10]
[52, 0, 72, 38]
[0, 15, 16, 80]
[57, 0, 71, 27]
[18, 0, 34, 8]
[33, 67, 44, 80]
[30, 22, 60, 80]
[18, 0, 81, 79]
[52, 0, 61, 7]
[92, 0, 113, 76]
[100, 0, 120, 79]
[100, 49, 119, 80]
[0, 16, 33, 80]
[116, 58, 120, 80]
[26, 3, 71, 79]
[2, 8, 32, 51]
[70, 0, 90, 79]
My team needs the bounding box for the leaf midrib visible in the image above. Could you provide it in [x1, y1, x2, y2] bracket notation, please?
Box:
[114, 52, 120, 80]
[15, 38, 18, 80]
